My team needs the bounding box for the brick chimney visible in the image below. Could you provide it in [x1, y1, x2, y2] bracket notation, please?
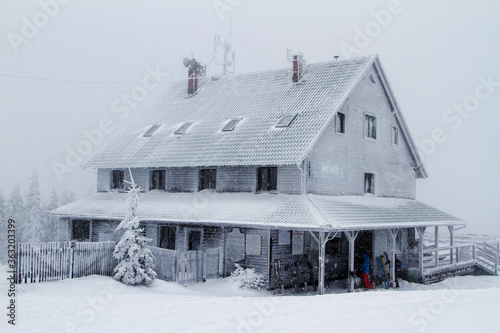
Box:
[292, 54, 304, 82]
[188, 67, 198, 94]
[184, 57, 205, 94]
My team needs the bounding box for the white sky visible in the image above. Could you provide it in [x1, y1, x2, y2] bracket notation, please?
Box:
[1, 0, 499, 234]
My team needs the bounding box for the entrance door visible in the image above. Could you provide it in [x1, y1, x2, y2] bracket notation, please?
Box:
[355, 231, 373, 268]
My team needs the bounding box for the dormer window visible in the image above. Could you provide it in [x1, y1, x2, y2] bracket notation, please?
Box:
[275, 114, 297, 128]
[143, 124, 161, 137]
[222, 118, 242, 132]
[174, 122, 193, 135]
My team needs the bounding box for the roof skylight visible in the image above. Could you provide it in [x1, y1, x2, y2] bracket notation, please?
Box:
[275, 114, 297, 128]
[174, 122, 194, 135]
[222, 118, 242, 132]
[143, 124, 161, 137]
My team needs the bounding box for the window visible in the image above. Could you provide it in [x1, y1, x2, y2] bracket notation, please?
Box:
[112, 170, 124, 190]
[72, 220, 90, 241]
[275, 114, 297, 128]
[188, 230, 202, 251]
[150, 170, 166, 190]
[159, 226, 176, 250]
[335, 112, 345, 133]
[143, 124, 161, 137]
[222, 118, 242, 132]
[257, 167, 277, 192]
[199, 168, 217, 190]
[392, 126, 399, 145]
[364, 173, 375, 195]
[174, 122, 193, 135]
[365, 115, 377, 139]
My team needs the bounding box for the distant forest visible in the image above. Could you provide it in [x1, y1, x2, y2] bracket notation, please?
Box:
[0, 170, 78, 262]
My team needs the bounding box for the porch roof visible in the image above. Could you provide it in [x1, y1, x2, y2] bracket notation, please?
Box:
[52, 192, 463, 231]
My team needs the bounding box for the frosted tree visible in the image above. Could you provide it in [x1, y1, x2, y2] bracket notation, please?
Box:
[8, 184, 24, 220]
[8, 184, 25, 240]
[43, 188, 60, 241]
[22, 170, 46, 243]
[60, 190, 76, 206]
[47, 188, 59, 210]
[0, 189, 6, 263]
[0, 189, 5, 226]
[113, 170, 157, 285]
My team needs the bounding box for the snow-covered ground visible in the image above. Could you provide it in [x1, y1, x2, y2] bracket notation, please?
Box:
[1, 265, 499, 333]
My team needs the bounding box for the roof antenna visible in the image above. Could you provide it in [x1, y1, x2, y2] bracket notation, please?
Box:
[212, 10, 235, 76]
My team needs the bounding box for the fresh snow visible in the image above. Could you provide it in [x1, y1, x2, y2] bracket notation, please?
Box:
[2, 264, 499, 333]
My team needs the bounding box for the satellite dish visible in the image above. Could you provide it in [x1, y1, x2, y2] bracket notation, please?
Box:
[183, 58, 191, 68]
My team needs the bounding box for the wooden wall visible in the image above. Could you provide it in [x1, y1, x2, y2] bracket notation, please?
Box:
[307, 64, 417, 199]
[96, 165, 302, 195]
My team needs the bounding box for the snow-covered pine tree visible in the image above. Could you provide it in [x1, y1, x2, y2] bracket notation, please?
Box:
[8, 184, 25, 241]
[0, 189, 7, 263]
[43, 188, 60, 241]
[60, 190, 76, 206]
[21, 170, 47, 243]
[113, 170, 157, 285]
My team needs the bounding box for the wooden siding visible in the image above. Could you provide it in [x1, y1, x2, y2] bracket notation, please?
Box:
[98, 165, 303, 194]
[91, 220, 119, 242]
[224, 228, 270, 280]
[278, 165, 302, 194]
[218, 166, 255, 192]
[269, 229, 315, 289]
[127, 168, 149, 192]
[307, 64, 417, 199]
[97, 169, 111, 192]
[167, 168, 198, 192]
[58, 217, 71, 241]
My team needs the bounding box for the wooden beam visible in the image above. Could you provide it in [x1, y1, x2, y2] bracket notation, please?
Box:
[448, 225, 454, 265]
[417, 227, 426, 280]
[318, 232, 326, 295]
[387, 229, 398, 287]
[435, 226, 439, 268]
[344, 230, 359, 292]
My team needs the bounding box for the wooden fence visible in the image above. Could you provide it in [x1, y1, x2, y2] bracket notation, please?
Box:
[16, 241, 117, 283]
[148, 246, 220, 285]
[16, 241, 220, 285]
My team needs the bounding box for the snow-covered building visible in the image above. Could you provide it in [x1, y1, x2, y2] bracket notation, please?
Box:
[53, 54, 474, 292]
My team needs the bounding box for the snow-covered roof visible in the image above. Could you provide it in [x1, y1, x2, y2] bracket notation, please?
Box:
[83, 55, 425, 177]
[52, 192, 462, 231]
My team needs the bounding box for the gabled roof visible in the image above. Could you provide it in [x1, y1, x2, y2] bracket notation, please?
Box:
[52, 192, 462, 231]
[84, 55, 426, 177]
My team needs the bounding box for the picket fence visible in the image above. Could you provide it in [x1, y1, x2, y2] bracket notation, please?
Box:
[15, 241, 220, 285]
[16, 241, 117, 283]
[149, 246, 220, 285]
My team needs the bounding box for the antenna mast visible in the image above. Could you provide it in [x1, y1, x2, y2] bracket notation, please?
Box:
[213, 11, 235, 75]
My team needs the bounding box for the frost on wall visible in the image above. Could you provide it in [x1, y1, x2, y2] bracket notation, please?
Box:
[113, 171, 157, 285]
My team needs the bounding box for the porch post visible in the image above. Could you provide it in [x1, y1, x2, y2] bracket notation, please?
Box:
[417, 227, 426, 280]
[344, 230, 359, 292]
[448, 225, 454, 265]
[388, 229, 398, 287]
[318, 232, 326, 295]
[434, 226, 439, 268]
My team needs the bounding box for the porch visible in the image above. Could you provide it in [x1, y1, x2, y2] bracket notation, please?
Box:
[309, 226, 499, 294]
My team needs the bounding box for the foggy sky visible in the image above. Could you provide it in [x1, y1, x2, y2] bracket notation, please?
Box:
[1, 0, 499, 234]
